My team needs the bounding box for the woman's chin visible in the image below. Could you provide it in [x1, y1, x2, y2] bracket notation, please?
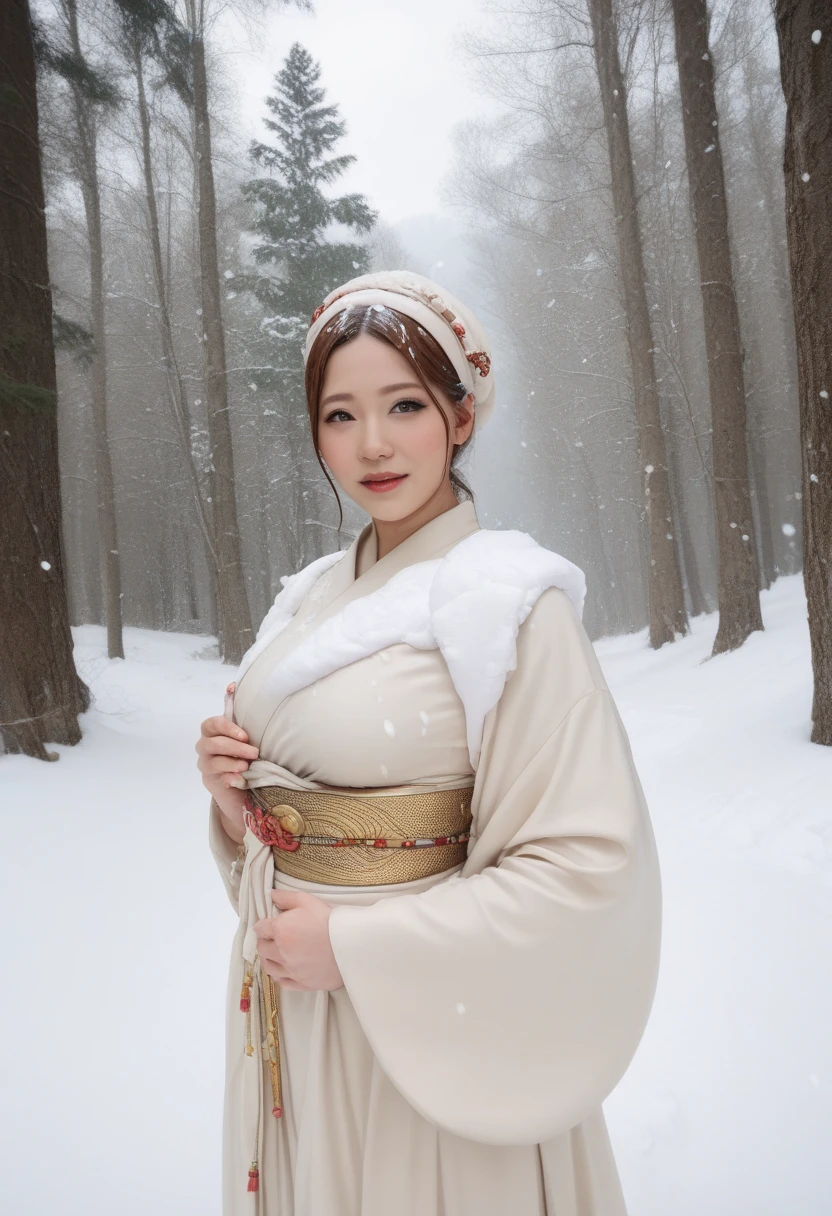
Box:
[352, 484, 424, 521]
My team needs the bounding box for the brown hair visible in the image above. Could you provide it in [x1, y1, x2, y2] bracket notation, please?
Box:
[304, 304, 475, 530]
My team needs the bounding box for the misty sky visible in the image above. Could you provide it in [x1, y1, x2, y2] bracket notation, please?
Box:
[222, 0, 502, 226]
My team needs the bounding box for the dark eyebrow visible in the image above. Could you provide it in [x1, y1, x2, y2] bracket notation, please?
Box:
[320, 381, 424, 407]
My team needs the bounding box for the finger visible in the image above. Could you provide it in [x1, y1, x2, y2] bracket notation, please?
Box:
[255, 929, 284, 958]
[197, 755, 248, 777]
[201, 715, 251, 743]
[200, 735, 260, 762]
[204, 756, 251, 777]
[254, 916, 282, 938]
[270, 889, 309, 911]
[260, 957, 294, 983]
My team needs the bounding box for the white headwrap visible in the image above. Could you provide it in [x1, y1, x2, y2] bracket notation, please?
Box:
[303, 270, 496, 432]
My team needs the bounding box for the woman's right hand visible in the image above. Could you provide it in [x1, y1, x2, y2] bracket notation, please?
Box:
[196, 691, 260, 844]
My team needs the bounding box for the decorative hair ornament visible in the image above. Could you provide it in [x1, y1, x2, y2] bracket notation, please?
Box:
[304, 270, 496, 431]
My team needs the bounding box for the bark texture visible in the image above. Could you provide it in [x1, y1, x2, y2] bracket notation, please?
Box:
[0, 0, 87, 757]
[64, 0, 124, 658]
[191, 31, 252, 664]
[588, 0, 689, 648]
[775, 1, 832, 745]
[671, 0, 763, 654]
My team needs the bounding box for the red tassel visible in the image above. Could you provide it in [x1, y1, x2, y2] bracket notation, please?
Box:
[272, 1105, 283, 1118]
[247, 1167, 259, 1193]
[240, 969, 253, 1014]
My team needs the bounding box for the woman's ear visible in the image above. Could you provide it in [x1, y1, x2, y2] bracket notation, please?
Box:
[454, 393, 476, 444]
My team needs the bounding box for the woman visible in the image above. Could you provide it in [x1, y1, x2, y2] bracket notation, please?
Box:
[196, 271, 662, 1216]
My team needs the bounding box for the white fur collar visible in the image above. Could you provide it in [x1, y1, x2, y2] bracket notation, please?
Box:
[235, 549, 345, 684]
[237, 529, 586, 768]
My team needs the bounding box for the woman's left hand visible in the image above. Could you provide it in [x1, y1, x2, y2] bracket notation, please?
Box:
[254, 890, 344, 992]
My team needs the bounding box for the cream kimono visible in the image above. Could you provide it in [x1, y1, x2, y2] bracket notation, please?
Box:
[209, 499, 662, 1216]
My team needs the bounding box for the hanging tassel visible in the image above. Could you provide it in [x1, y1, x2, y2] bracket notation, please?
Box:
[262, 974, 284, 1122]
[245, 985, 254, 1058]
[247, 1165, 259, 1193]
[240, 966, 254, 1013]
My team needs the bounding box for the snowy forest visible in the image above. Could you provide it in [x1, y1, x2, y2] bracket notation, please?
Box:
[2, 0, 830, 735]
[1, 0, 831, 1212]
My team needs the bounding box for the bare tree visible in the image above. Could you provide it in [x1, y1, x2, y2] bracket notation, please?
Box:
[0, 0, 87, 757]
[587, 0, 689, 647]
[774, 0, 831, 745]
[114, 0, 222, 627]
[52, 0, 126, 658]
[670, 0, 763, 654]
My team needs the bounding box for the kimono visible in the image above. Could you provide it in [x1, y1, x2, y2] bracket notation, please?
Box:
[209, 498, 662, 1216]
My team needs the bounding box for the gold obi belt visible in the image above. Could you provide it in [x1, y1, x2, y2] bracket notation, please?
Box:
[242, 783, 474, 886]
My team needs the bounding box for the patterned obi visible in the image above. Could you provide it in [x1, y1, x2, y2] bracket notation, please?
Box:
[243, 783, 474, 886]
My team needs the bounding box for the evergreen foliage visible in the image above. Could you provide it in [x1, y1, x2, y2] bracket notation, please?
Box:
[240, 42, 377, 395]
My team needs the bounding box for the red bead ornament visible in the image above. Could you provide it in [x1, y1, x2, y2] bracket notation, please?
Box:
[466, 350, 492, 377]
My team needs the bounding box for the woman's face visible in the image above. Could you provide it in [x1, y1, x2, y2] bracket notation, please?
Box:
[316, 332, 474, 522]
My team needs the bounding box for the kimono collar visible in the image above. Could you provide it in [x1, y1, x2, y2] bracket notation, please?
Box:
[233, 500, 480, 694]
[353, 499, 480, 582]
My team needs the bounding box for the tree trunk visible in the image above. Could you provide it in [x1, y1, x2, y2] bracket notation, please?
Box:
[775, 1, 832, 745]
[132, 45, 221, 606]
[670, 0, 763, 655]
[741, 57, 800, 412]
[191, 31, 252, 663]
[65, 0, 124, 659]
[666, 418, 708, 617]
[747, 428, 775, 589]
[0, 0, 87, 757]
[587, 0, 689, 648]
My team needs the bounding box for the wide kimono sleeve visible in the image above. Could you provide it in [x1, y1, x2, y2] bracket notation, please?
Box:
[327, 586, 662, 1147]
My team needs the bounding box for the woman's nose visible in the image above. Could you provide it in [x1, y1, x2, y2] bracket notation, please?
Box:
[358, 421, 393, 461]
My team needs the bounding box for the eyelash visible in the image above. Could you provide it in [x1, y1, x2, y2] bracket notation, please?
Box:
[323, 399, 426, 424]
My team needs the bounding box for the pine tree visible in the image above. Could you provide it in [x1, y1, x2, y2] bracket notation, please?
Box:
[239, 42, 376, 565]
[241, 42, 377, 391]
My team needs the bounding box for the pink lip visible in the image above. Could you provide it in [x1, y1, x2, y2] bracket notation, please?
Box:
[361, 474, 408, 493]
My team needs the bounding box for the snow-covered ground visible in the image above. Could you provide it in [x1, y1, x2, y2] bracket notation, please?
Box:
[1, 572, 830, 1214]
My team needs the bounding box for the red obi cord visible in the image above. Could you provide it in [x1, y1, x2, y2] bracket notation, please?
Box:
[243, 794, 300, 852]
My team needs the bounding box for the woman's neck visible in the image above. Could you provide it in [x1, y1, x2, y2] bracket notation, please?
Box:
[373, 480, 460, 561]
